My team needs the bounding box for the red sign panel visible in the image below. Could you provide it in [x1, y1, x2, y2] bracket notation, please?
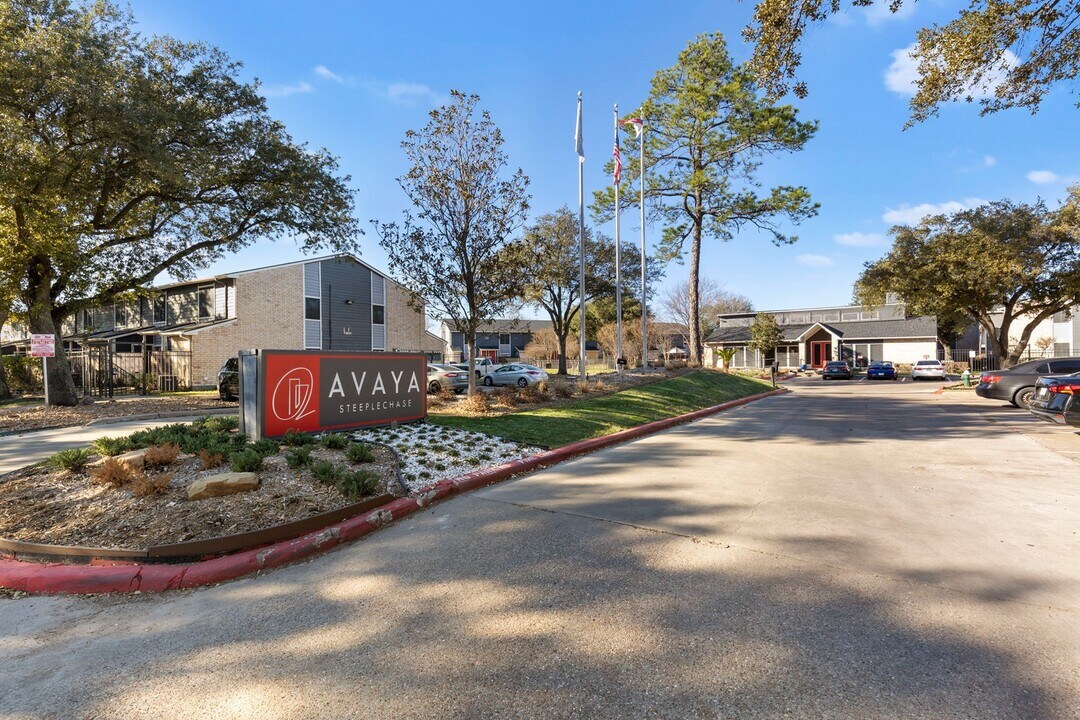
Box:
[258, 351, 427, 438]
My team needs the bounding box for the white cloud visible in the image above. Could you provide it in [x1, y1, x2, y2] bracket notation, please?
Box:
[983, 155, 997, 168]
[1027, 170, 1059, 184]
[834, 232, 886, 247]
[314, 65, 345, 84]
[261, 80, 314, 98]
[864, 1, 916, 26]
[796, 254, 835, 268]
[885, 44, 1018, 99]
[385, 82, 446, 106]
[882, 198, 986, 225]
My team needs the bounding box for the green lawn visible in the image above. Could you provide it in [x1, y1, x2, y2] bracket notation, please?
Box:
[430, 370, 773, 447]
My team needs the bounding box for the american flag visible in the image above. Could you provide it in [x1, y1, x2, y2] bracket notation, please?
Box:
[612, 132, 622, 186]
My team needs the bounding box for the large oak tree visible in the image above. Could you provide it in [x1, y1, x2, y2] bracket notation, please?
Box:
[594, 33, 818, 366]
[0, 0, 359, 405]
[374, 91, 530, 395]
[855, 192, 1080, 367]
[745, 1, 1080, 124]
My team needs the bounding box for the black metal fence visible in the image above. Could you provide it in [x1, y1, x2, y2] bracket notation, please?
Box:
[67, 348, 192, 398]
[938, 347, 1065, 372]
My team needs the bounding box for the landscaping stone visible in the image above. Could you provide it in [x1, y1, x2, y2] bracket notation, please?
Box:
[91, 448, 147, 470]
[187, 472, 260, 500]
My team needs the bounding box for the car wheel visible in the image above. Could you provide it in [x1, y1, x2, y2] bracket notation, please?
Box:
[219, 387, 227, 400]
[428, 380, 441, 394]
[517, 377, 528, 388]
[483, 376, 493, 387]
[1012, 386, 1036, 408]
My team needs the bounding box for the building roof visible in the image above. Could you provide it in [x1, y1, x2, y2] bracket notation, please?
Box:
[705, 316, 938, 344]
[150, 253, 393, 291]
[443, 318, 555, 334]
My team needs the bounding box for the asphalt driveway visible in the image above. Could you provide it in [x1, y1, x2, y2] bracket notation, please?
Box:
[2, 380, 1077, 719]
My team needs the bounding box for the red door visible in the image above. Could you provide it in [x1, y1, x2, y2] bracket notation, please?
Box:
[811, 341, 830, 368]
[478, 349, 498, 360]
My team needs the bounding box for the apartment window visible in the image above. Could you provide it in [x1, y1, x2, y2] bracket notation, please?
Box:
[114, 304, 129, 327]
[499, 333, 510, 345]
[305, 297, 321, 321]
[198, 285, 213, 320]
[372, 304, 385, 324]
[153, 294, 166, 324]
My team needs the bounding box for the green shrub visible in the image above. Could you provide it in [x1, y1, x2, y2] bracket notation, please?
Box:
[345, 442, 375, 464]
[91, 436, 133, 457]
[311, 460, 341, 485]
[284, 446, 313, 469]
[337, 468, 380, 498]
[282, 428, 314, 446]
[250, 439, 280, 456]
[229, 449, 264, 473]
[320, 432, 348, 450]
[48, 447, 94, 473]
[1, 355, 42, 394]
[197, 415, 239, 433]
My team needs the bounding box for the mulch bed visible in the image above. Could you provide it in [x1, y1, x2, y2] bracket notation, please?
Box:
[0, 445, 398, 550]
[0, 394, 236, 434]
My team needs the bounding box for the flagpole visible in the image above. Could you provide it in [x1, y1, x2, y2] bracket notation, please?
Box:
[613, 104, 623, 373]
[576, 91, 587, 381]
[639, 119, 648, 371]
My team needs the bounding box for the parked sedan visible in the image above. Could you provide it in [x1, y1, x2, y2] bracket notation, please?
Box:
[821, 361, 853, 380]
[426, 364, 468, 394]
[976, 357, 1080, 407]
[911, 359, 947, 381]
[1027, 372, 1080, 427]
[482, 363, 549, 387]
[866, 361, 898, 381]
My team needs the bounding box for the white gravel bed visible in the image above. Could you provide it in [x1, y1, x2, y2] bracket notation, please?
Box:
[349, 422, 543, 492]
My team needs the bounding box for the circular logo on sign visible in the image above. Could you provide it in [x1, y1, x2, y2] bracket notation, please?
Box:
[271, 367, 316, 422]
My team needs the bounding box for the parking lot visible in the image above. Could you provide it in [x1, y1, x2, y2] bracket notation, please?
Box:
[3, 377, 1078, 718]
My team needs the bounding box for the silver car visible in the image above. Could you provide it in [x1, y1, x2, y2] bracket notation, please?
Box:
[482, 363, 550, 387]
[426, 364, 468, 394]
[911, 359, 947, 381]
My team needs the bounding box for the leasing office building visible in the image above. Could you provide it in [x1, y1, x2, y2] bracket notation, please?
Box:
[703, 300, 941, 370]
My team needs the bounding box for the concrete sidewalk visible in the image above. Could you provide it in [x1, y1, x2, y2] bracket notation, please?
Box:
[0, 413, 236, 475]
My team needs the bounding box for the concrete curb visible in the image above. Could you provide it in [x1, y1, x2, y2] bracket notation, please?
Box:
[85, 408, 237, 427]
[0, 388, 786, 595]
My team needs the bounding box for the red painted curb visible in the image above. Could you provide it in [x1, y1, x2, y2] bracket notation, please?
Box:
[0, 387, 785, 595]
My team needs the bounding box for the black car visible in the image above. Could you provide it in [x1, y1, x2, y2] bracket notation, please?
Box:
[821, 361, 853, 380]
[1027, 372, 1080, 428]
[975, 357, 1080, 407]
[217, 357, 239, 401]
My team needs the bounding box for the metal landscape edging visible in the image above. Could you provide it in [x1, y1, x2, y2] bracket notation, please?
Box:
[0, 387, 787, 595]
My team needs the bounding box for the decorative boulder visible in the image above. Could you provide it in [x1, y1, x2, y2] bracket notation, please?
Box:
[187, 472, 260, 501]
[92, 448, 147, 470]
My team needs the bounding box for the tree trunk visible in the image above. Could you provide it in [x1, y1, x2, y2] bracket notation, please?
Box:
[467, 330, 477, 395]
[688, 220, 703, 366]
[0, 355, 10, 401]
[23, 252, 79, 405]
[556, 332, 569, 375]
[29, 315, 79, 406]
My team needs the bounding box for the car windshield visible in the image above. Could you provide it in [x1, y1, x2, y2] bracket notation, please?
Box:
[916, 360, 941, 366]
[826, 362, 846, 368]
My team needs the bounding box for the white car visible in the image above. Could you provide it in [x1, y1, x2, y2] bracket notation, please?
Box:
[911, 359, 947, 381]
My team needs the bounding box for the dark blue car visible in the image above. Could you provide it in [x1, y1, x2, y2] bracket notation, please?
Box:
[866, 361, 897, 381]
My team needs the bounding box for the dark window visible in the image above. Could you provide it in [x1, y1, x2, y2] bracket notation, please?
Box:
[499, 333, 510, 344]
[372, 304, 385, 324]
[199, 286, 213, 319]
[1049, 360, 1080, 373]
[305, 297, 321, 321]
[154, 294, 166, 324]
[1031, 363, 1050, 374]
[114, 304, 128, 327]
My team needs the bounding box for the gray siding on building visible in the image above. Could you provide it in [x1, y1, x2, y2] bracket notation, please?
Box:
[167, 288, 199, 325]
[319, 257, 372, 351]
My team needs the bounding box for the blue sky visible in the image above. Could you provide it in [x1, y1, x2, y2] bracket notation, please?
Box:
[130, 0, 1078, 317]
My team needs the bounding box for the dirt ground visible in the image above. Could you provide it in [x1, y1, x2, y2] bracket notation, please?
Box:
[0, 444, 398, 550]
[0, 394, 235, 434]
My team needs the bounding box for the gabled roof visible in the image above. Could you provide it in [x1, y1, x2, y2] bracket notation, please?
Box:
[443, 318, 555, 334]
[705, 316, 939, 344]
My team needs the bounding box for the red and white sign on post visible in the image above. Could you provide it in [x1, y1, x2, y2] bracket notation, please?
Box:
[30, 334, 55, 406]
